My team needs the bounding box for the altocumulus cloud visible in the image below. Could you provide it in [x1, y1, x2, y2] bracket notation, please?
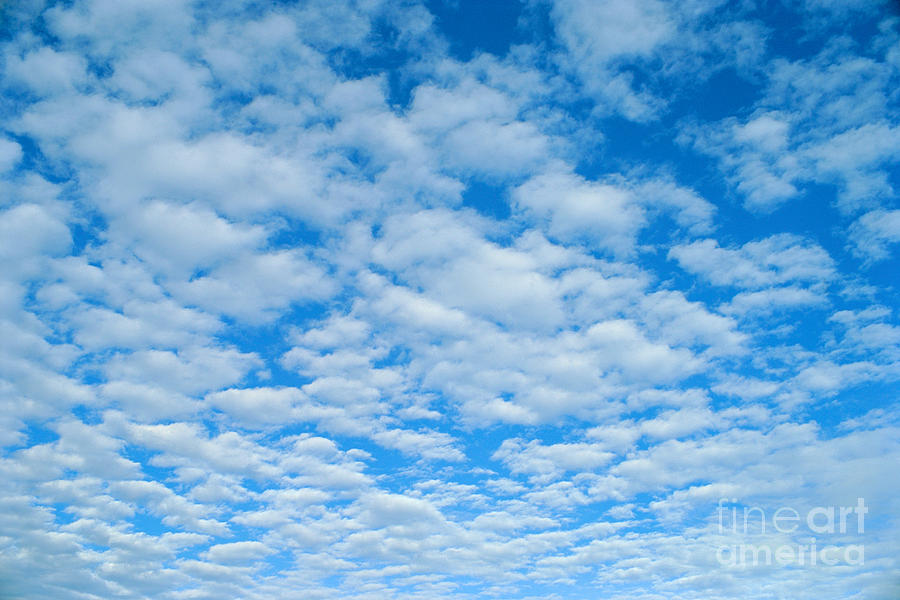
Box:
[0, 0, 899, 599]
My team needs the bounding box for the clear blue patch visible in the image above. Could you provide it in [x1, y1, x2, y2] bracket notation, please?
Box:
[462, 179, 511, 220]
[426, 0, 526, 60]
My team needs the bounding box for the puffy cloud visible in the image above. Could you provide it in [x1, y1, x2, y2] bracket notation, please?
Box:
[669, 235, 835, 289]
[492, 438, 614, 483]
[513, 170, 645, 255]
[548, 0, 674, 120]
[0, 138, 22, 173]
[4, 47, 89, 97]
[204, 541, 274, 564]
[849, 209, 900, 262]
[0, 203, 72, 269]
[686, 31, 900, 213]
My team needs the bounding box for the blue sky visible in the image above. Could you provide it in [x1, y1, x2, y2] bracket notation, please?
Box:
[1, 0, 899, 598]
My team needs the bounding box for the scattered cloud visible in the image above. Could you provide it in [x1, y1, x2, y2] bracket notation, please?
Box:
[0, 1, 898, 599]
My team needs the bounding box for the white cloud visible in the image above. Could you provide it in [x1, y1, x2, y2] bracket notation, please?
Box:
[688, 35, 900, 213]
[734, 114, 790, 153]
[848, 209, 900, 262]
[4, 47, 88, 97]
[109, 200, 266, 278]
[0, 203, 72, 268]
[513, 170, 644, 255]
[549, 0, 674, 120]
[584, 319, 701, 382]
[0, 138, 22, 173]
[102, 346, 261, 396]
[493, 438, 614, 483]
[370, 428, 464, 462]
[169, 249, 335, 323]
[371, 209, 567, 329]
[669, 234, 835, 289]
[204, 541, 273, 564]
[206, 387, 305, 428]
